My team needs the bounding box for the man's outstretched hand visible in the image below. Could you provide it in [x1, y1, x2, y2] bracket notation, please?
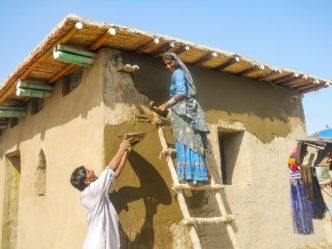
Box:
[120, 139, 130, 151]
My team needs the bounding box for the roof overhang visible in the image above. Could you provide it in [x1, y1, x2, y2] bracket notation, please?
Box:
[1, 14, 330, 106]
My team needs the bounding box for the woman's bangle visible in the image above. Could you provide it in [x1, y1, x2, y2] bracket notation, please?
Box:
[167, 97, 176, 106]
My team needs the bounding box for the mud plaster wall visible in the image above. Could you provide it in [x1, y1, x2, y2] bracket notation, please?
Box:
[0, 50, 105, 249]
[103, 48, 331, 249]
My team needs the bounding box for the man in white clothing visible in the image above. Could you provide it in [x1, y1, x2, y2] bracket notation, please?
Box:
[70, 139, 130, 249]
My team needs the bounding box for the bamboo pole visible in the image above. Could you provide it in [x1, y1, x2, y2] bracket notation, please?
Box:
[205, 162, 240, 249]
[48, 64, 76, 84]
[213, 56, 240, 71]
[89, 28, 116, 51]
[16, 88, 52, 98]
[57, 44, 96, 58]
[184, 216, 234, 225]
[136, 38, 160, 53]
[172, 183, 224, 191]
[17, 80, 54, 91]
[53, 50, 94, 66]
[153, 112, 201, 249]
[194, 52, 218, 66]
[49, 27, 116, 84]
[0, 110, 25, 118]
[174, 45, 190, 56]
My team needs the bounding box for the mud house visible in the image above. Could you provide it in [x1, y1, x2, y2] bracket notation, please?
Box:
[0, 15, 331, 249]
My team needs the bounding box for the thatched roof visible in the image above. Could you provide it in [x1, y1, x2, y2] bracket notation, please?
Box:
[1, 14, 330, 105]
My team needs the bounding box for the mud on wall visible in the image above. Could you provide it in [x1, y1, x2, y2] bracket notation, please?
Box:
[101, 48, 192, 248]
[0, 49, 105, 249]
[100, 48, 318, 249]
[121, 51, 306, 143]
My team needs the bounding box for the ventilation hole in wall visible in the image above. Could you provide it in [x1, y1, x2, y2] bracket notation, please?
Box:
[35, 149, 47, 197]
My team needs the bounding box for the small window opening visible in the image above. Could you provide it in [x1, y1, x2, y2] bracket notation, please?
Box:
[218, 130, 245, 185]
[10, 118, 19, 128]
[35, 150, 47, 196]
[62, 70, 83, 96]
[31, 98, 44, 115]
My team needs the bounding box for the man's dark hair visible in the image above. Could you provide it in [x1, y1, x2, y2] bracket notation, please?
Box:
[70, 166, 87, 191]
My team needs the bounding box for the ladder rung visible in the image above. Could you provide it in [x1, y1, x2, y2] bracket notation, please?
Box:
[172, 183, 224, 191]
[184, 215, 234, 225]
[161, 148, 176, 155]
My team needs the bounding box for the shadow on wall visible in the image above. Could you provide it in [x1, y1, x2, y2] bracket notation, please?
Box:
[109, 150, 172, 249]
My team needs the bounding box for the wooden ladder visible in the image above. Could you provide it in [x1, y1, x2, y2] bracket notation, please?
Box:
[153, 113, 240, 249]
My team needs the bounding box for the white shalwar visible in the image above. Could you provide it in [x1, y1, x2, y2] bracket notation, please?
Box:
[80, 167, 120, 249]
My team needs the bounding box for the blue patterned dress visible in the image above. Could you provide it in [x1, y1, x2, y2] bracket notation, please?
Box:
[170, 68, 209, 181]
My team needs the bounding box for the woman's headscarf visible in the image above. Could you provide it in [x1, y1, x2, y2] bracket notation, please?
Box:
[163, 53, 210, 135]
[164, 53, 197, 97]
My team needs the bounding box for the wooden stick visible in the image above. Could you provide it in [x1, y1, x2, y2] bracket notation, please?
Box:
[53, 50, 94, 66]
[153, 113, 179, 185]
[136, 38, 160, 53]
[172, 183, 225, 191]
[273, 73, 298, 84]
[205, 161, 240, 249]
[0, 110, 25, 118]
[282, 77, 307, 87]
[153, 112, 201, 249]
[236, 66, 260, 77]
[152, 42, 175, 57]
[300, 83, 328, 94]
[174, 45, 190, 56]
[16, 88, 52, 98]
[193, 52, 217, 66]
[21, 22, 83, 80]
[48, 64, 75, 84]
[297, 80, 320, 91]
[57, 44, 96, 58]
[0, 106, 25, 111]
[183, 216, 234, 225]
[89, 28, 116, 51]
[17, 80, 54, 91]
[256, 70, 281, 81]
[213, 56, 240, 71]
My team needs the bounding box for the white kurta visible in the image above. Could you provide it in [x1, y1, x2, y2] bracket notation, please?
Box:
[80, 167, 120, 249]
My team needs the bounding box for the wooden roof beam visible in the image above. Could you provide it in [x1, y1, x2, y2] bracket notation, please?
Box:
[273, 73, 299, 84]
[21, 22, 83, 81]
[152, 42, 175, 57]
[49, 27, 116, 84]
[174, 45, 190, 56]
[300, 81, 329, 94]
[193, 52, 217, 66]
[272, 73, 299, 84]
[89, 28, 116, 51]
[213, 56, 240, 71]
[48, 64, 76, 84]
[282, 74, 308, 87]
[237, 65, 265, 77]
[256, 70, 282, 81]
[136, 38, 160, 54]
[297, 80, 320, 91]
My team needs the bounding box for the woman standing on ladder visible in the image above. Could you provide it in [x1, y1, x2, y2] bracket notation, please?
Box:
[158, 53, 210, 185]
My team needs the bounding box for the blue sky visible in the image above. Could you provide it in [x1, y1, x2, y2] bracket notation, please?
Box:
[1, 0, 331, 134]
